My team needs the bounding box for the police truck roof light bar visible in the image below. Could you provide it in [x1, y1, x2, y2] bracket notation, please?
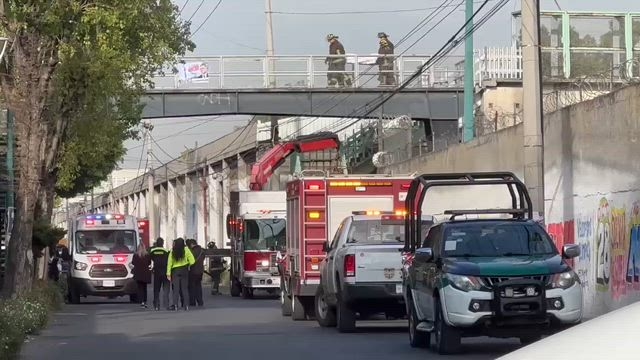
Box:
[403, 172, 533, 253]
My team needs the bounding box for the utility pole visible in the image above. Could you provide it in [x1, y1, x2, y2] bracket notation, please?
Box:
[143, 120, 156, 242]
[521, 0, 545, 221]
[462, 0, 475, 142]
[265, 0, 275, 87]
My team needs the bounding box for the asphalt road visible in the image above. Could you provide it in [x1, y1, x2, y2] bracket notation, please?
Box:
[20, 292, 522, 360]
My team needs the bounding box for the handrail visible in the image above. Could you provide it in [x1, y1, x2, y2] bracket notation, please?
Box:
[151, 54, 464, 90]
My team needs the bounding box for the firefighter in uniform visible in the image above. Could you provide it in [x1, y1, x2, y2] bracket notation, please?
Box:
[376, 32, 396, 86]
[325, 34, 349, 87]
[149, 237, 170, 311]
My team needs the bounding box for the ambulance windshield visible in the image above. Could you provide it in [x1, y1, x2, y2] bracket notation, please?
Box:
[75, 230, 136, 254]
[243, 219, 286, 251]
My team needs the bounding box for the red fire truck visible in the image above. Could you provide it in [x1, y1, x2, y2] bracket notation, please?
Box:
[137, 218, 150, 248]
[280, 174, 414, 320]
[226, 132, 341, 299]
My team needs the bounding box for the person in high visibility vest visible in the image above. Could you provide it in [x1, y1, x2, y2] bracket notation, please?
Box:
[167, 238, 195, 311]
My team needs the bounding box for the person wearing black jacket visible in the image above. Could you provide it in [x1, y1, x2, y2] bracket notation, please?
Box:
[376, 32, 396, 86]
[149, 237, 170, 311]
[132, 243, 152, 308]
[186, 239, 205, 307]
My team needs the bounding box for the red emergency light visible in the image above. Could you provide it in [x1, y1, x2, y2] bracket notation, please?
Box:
[114, 255, 128, 263]
[85, 220, 95, 225]
[89, 255, 102, 263]
[401, 184, 411, 190]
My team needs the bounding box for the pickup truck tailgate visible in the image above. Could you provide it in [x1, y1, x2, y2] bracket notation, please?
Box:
[351, 244, 403, 283]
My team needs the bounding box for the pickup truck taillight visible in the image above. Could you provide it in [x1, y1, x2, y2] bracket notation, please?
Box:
[344, 254, 355, 277]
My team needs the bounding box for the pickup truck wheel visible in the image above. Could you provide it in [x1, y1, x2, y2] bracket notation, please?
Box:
[434, 298, 461, 354]
[408, 301, 430, 348]
[281, 285, 292, 316]
[336, 297, 356, 333]
[292, 295, 307, 321]
[315, 286, 336, 327]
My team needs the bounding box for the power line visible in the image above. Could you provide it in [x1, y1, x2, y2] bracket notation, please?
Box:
[191, 0, 223, 38]
[271, 1, 487, 15]
[186, 0, 205, 22]
[329, 0, 509, 134]
[126, 119, 214, 151]
[282, 0, 461, 140]
[179, 0, 191, 14]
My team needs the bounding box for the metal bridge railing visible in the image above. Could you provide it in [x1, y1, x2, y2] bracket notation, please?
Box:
[151, 54, 464, 90]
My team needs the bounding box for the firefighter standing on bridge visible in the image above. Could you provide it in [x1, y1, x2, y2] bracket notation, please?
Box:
[325, 34, 349, 88]
[376, 32, 396, 86]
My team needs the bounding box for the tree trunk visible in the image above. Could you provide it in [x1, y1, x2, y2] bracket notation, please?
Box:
[0, 34, 57, 298]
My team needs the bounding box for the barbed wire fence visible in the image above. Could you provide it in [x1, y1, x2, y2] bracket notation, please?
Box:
[541, 57, 640, 114]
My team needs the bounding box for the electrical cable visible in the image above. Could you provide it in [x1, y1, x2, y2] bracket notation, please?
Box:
[271, 1, 489, 15]
[186, 0, 205, 22]
[179, 0, 191, 14]
[328, 0, 509, 134]
[279, 0, 461, 140]
[191, 0, 223, 38]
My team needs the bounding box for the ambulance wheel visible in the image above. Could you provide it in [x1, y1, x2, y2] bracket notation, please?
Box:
[230, 280, 241, 297]
[281, 286, 292, 316]
[242, 287, 253, 299]
[68, 285, 80, 304]
[291, 295, 306, 321]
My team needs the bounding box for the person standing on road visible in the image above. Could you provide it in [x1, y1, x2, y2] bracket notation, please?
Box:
[376, 32, 396, 86]
[132, 243, 152, 308]
[167, 238, 195, 311]
[149, 237, 170, 311]
[186, 239, 205, 307]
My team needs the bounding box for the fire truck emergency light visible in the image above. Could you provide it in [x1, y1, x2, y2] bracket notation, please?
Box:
[329, 181, 393, 187]
[308, 211, 320, 219]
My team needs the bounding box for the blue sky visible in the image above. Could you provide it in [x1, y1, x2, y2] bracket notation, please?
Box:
[119, 0, 640, 170]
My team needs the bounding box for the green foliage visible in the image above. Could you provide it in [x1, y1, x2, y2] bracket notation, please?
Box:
[0, 281, 63, 360]
[38, 0, 194, 197]
[31, 220, 67, 257]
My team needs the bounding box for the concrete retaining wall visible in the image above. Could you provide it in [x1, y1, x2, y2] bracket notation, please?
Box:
[382, 84, 640, 319]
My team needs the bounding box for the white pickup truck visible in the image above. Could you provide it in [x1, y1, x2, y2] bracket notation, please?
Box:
[314, 211, 435, 332]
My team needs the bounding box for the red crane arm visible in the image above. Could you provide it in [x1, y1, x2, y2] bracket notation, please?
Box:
[249, 132, 340, 191]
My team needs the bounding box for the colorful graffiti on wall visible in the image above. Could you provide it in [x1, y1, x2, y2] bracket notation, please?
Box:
[547, 198, 640, 302]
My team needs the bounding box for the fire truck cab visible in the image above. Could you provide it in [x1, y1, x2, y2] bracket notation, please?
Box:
[227, 191, 287, 299]
[280, 174, 414, 320]
[67, 214, 139, 304]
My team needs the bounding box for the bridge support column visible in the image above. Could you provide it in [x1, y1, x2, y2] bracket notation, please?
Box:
[159, 184, 168, 241]
[237, 153, 249, 191]
[175, 176, 186, 239]
[167, 180, 177, 241]
[221, 159, 231, 248]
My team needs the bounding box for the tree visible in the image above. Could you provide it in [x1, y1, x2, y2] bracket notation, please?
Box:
[0, 0, 193, 298]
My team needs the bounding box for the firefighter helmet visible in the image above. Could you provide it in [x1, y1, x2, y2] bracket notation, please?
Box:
[378, 32, 389, 39]
[326, 33, 338, 41]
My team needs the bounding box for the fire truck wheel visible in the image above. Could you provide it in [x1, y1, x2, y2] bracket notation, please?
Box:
[230, 280, 241, 297]
[242, 287, 253, 299]
[336, 297, 356, 333]
[314, 286, 336, 327]
[291, 295, 306, 321]
[281, 289, 292, 316]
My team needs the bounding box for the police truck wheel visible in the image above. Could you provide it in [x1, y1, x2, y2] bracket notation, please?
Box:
[408, 299, 430, 348]
[315, 286, 336, 327]
[281, 286, 292, 316]
[336, 297, 356, 333]
[433, 297, 461, 354]
[291, 295, 306, 321]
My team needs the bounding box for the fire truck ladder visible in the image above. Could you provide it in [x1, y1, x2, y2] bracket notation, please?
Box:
[300, 180, 328, 283]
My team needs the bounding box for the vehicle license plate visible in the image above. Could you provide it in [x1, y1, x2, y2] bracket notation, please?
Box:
[396, 284, 403, 294]
[102, 280, 115, 287]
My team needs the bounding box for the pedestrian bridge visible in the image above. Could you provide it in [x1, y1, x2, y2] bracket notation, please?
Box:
[143, 54, 465, 120]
